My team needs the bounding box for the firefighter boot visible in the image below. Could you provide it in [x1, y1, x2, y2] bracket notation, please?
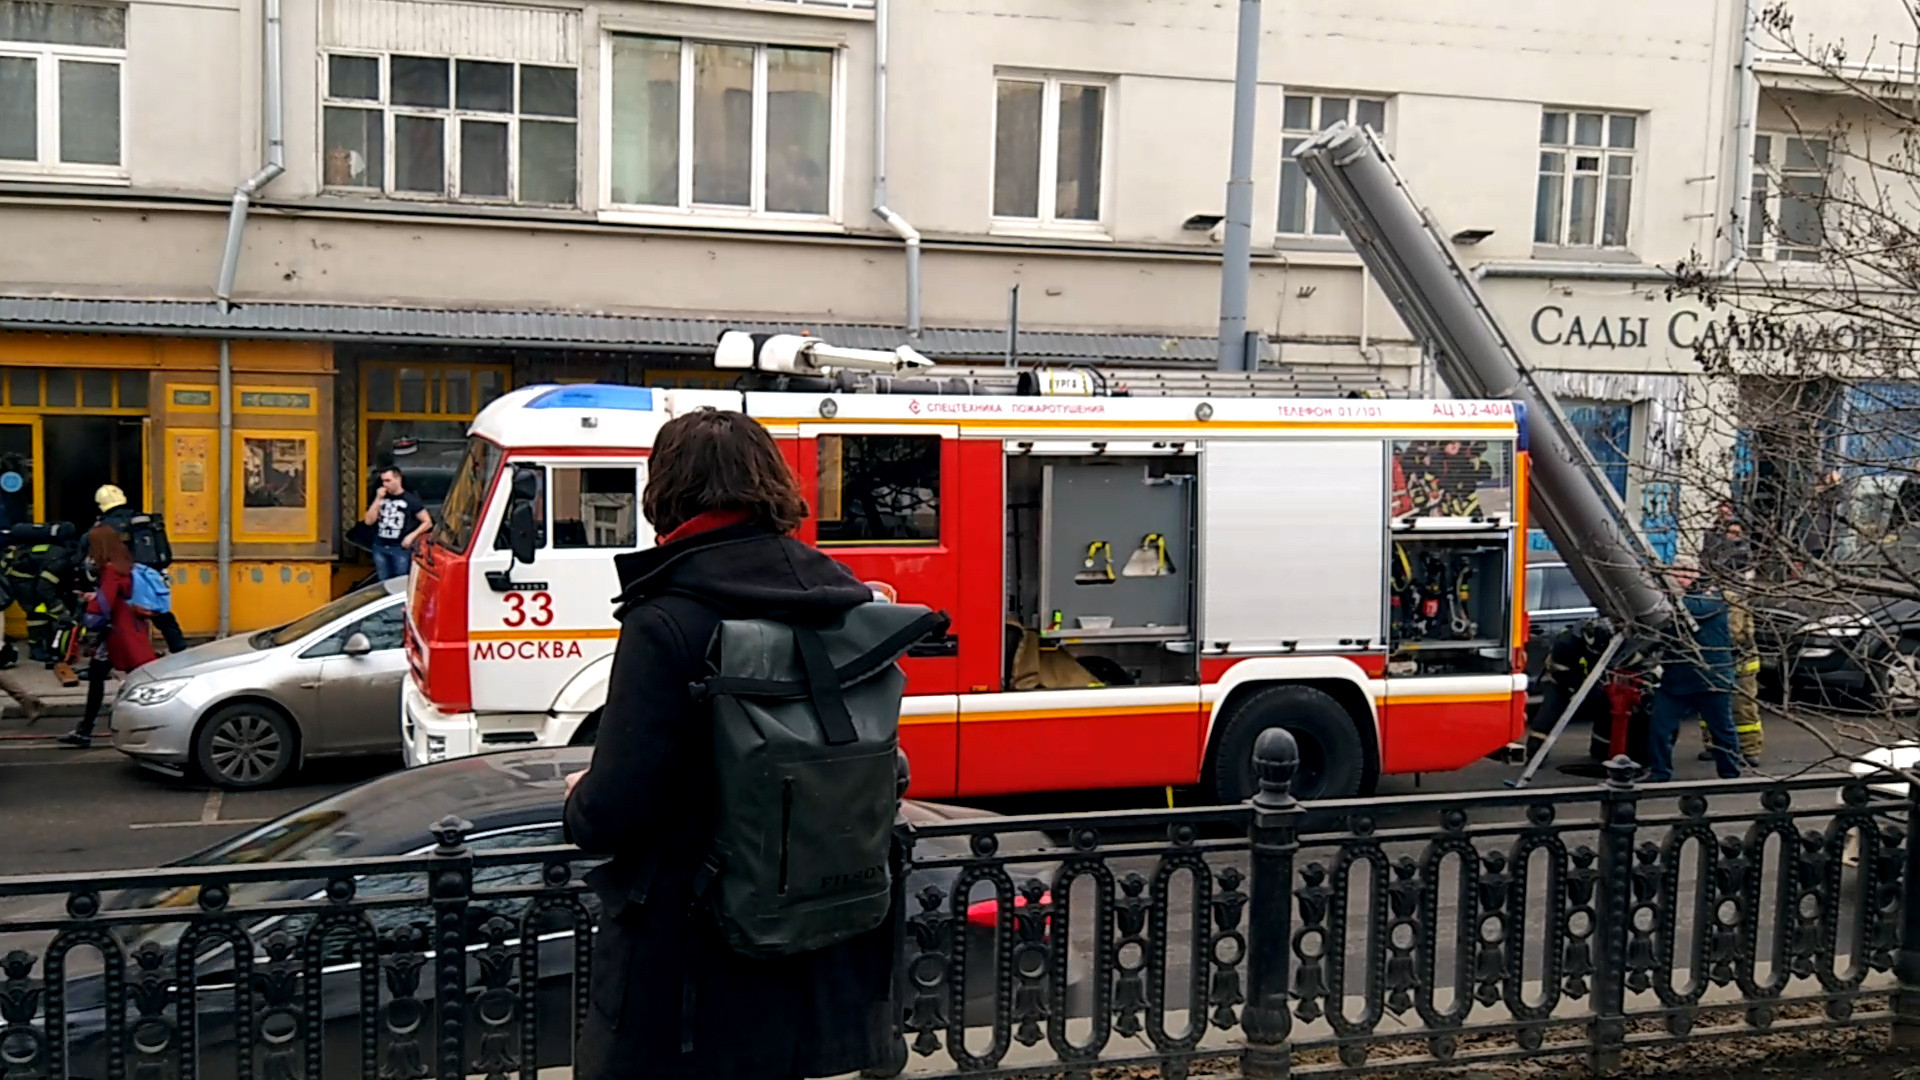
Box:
[1698, 668, 1764, 764]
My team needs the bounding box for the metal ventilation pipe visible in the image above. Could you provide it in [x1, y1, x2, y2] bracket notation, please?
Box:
[1215, 0, 1262, 372]
[1715, 0, 1760, 277]
[871, 0, 922, 338]
[213, 0, 286, 308]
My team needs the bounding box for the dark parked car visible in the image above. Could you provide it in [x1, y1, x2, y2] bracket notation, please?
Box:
[1783, 598, 1920, 711]
[25, 749, 1059, 1080]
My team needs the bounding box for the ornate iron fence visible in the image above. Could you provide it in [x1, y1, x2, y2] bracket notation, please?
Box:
[0, 732, 1909, 1080]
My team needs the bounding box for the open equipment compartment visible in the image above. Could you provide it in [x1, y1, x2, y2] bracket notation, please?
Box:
[1384, 436, 1518, 678]
[1039, 458, 1193, 639]
[1004, 445, 1198, 690]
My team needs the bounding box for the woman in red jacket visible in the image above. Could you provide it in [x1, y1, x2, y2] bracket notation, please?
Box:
[59, 526, 157, 748]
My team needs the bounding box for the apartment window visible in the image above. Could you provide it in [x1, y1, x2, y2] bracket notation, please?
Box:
[1279, 94, 1385, 236]
[1749, 133, 1829, 262]
[0, 0, 124, 176]
[1534, 110, 1638, 248]
[992, 75, 1106, 227]
[321, 53, 578, 205]
[608, 35, 834, 218]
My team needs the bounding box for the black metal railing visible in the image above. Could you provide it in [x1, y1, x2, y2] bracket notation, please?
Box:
[0, 731, 1909, 1080]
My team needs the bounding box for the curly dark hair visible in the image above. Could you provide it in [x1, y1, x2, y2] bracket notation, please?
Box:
[643, 408, 808, 536]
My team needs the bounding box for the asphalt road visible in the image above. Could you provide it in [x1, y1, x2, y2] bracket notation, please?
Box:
[0, 741, 397, 874]
[0, 700, 1866, 877]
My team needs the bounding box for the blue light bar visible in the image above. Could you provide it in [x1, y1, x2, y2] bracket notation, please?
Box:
[525, 385, 655, 411]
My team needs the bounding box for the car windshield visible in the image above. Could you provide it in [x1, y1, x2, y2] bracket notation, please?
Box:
[434, 437, 504, 553]
[260, 586, 392, 648]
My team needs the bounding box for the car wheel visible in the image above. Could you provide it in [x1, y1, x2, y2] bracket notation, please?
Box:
[1876, 652, 1920, 712]
[1207, 685, 1366, 803]
[195, 704, 297, 789]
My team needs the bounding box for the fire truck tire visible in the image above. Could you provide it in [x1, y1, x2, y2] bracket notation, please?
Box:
[1207, 686, 1365, 802]
[568, 708, 602, 746]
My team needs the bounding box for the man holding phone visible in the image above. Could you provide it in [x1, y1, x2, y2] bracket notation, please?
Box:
[364, 467, 430, 581]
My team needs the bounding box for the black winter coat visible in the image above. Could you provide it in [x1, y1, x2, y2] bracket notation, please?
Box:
[564, 522, 897, 1080]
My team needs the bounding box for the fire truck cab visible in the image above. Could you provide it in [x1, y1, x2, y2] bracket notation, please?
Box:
[402, 340, 1530, 802]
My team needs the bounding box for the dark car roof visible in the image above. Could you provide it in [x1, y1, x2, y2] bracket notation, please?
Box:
[186, 748, 1001, 868]
[185, 749, 594, 866]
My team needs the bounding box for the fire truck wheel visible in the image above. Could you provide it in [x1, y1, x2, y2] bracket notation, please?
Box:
[568, 709, 602, 746]
[1208, 686, 1365, 803]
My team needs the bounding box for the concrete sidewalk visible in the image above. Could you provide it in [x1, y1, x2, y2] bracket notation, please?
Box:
[0, 653, 123, 735]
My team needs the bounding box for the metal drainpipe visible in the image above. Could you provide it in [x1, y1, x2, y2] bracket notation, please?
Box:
[214, 0, 286, 308]
[871, 0, 922, 339]
[1216, 0, 1261, 371]
[1470, 0, 1757, 285]
[1715, 0, 1760, 277]
[217, 340, 233, 637]
[212, 0, 285, 635]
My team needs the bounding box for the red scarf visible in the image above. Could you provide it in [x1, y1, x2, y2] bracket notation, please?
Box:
[660, 508, 751, 546]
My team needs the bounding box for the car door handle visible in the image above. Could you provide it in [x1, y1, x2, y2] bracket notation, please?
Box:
[298, 681, 322, 689]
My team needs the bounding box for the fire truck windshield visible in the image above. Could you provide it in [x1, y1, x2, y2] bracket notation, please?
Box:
[433, 437, 503, 553]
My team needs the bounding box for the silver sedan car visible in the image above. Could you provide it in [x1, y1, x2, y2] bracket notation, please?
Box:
[111, 579, 409, 789]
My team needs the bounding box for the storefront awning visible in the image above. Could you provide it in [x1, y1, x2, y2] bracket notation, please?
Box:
[0, 298, 1389, 393]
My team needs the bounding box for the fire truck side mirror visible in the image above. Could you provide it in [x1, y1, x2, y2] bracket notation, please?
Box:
[507, 504, 538, 566]
[506, 466, 540, 565]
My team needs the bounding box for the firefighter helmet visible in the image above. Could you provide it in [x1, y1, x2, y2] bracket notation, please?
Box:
[95, 484, 127, 512]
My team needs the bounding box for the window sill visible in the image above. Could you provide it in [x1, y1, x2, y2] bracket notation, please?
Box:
[1530, 245, 1643, 264]
[597, 207, 846, 234]
[1274, 234, 1354, 252]
[318, 188, 586, 214]
[1747, 252, 1823, 267]
[0, 169, 128, 187]
[1266, 246, 1365, 268]
[988, 220, 1113, 242]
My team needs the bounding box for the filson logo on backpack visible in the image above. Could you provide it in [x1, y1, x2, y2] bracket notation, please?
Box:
[819, 863, 888, 891]
[696, 603, 950, 960]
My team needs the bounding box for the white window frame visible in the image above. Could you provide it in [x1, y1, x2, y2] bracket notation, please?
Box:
[597, 32, 846, 229]
[1749, 131, 1831, 264]
[318, 50, 580, 206]
[0, 37, 127, 182]
[989, 71, 1113, 236]
[1534, 108, 1640, 250]
[1277, 91, 1387, 240]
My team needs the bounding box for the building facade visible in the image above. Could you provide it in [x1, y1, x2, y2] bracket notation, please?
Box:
[0, 0, 1884, 629]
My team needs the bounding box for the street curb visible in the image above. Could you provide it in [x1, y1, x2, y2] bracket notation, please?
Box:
[0, 704, 90, 723]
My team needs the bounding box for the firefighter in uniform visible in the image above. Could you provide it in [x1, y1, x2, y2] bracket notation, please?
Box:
[6, 537, 77, 664]
[1699, 580, 1764, 764]
[1527, 618, 1614, 760]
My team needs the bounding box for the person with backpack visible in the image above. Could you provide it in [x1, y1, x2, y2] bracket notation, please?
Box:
[94, 485, 185, 654]
[59, 526, 157, 748]
[564, 408, 937, 1080]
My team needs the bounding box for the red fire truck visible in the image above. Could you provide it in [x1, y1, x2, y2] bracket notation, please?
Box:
[401, 335, 1533, 801]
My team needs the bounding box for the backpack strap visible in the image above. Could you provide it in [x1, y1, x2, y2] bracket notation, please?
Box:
[694, 609, 953, 704]
[794, 626, 858, 746]
[830, 610, 951, 686]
